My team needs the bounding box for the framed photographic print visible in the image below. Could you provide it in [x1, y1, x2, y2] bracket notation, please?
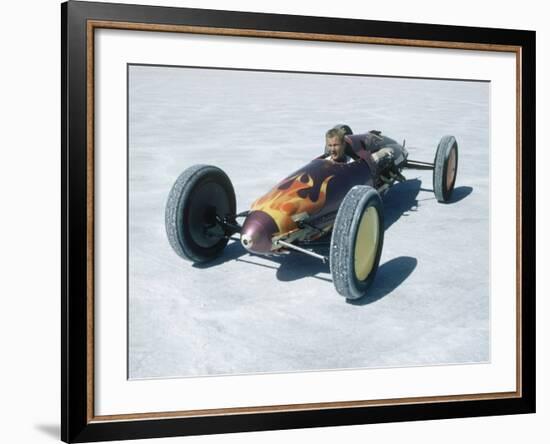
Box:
[61, 1, 536, 442]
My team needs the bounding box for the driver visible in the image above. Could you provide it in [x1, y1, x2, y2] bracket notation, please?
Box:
[325, 128, 352, 163]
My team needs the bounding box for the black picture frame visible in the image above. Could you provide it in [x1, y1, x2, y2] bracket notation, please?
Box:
[61, 1, 536, 442]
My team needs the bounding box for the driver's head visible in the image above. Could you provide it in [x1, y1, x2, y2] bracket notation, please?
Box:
[325, 128, 346, 162]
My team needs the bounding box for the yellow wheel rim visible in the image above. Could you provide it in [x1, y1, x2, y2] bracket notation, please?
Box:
[354, 206, 379, 281]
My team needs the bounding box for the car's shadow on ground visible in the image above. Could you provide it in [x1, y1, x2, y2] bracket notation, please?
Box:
[383, 178, 421, 231]
[447, 186, 473, 203]
[346, 256, 418, 306]
[192, 241, 248, 269]
[241, 254, 416, 306]
[275, 250, 331, 282]
[418, 185, 473, 204]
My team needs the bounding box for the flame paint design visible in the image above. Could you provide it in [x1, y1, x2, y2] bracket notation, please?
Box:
[251, 173, 334, 234]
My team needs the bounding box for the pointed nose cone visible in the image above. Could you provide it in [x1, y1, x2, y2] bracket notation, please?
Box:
[240, 211, 278, 254]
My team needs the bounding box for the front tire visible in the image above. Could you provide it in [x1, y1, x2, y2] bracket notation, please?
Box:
[433, 135, 458, 202]
[330, 186, 384, 300]
[165, 164, 236, 263]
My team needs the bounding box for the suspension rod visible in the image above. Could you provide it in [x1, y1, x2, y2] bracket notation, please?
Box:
[276, 240, 328, 263]
[404, 159, 434, 170]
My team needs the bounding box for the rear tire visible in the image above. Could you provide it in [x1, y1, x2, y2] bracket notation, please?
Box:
[433, 135, 458, 202]
[165, 164, 236, 263]
[330, 186, 384, 300]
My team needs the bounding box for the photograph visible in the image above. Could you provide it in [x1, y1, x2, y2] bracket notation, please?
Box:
[127, 64, 490, 379]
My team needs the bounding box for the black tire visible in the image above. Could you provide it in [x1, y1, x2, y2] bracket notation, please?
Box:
[433, 135, 458, 203]
[330, 185, 384, 300]
[165, 164, 236, 263]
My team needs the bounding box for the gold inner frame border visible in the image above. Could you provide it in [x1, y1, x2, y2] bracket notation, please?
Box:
[85, 19, 523, 423]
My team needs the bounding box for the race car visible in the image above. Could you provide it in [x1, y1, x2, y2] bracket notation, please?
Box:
[165, 125, 458, 300]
